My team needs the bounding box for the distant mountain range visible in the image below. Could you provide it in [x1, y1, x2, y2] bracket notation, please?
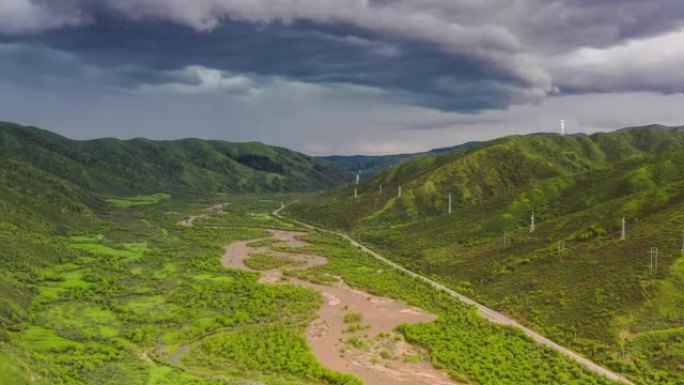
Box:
[320, 141, 481, 177]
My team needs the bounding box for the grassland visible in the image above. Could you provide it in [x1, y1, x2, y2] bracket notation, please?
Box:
[0, 193, 358, 385]
[1, 189, 632, 385]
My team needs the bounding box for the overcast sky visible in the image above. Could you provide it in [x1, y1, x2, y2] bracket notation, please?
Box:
[1, 0, 683, 155]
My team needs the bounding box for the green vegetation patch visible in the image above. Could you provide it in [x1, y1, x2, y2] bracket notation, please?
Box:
[40, 303, 120, 339]
[0, 345, 51, 385]
[107, 193, 171, 208]
[68, 234, 104, 243]
[187, 325, 361, 385]
[18, 326, 81, 353]
[69, 242, 149, 263]
[191, 274, 235, 284]
[343, 312, 362, 324]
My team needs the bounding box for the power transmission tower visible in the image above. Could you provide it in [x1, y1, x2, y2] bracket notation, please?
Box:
[650, 247, 659, 274]
[398, 185, 402, 198]
[530, 213, 536, 233]
[448, 193, 452, 214]
[560, 119, 566, 136]
[503, 232, 512, 247]
[354, 188, 358, 199]
[356, 171, 360, 185]
[620, 217, 626, 241]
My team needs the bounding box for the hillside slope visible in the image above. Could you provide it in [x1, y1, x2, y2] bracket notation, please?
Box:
[0, 122, 345, 195]
[286, 124, 684, 385]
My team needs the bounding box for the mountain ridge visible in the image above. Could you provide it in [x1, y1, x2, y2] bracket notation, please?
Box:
[0, 122, 347, 196]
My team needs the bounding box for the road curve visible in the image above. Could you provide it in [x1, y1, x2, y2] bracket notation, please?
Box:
[272, 202, 636, 385]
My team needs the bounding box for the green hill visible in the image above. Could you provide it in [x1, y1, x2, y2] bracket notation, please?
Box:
[0, 122, 346, 195]
[286, 124, 684, 385]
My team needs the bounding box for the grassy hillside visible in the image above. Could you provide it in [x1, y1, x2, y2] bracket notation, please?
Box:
[0, 122, 346, 195]
[286, 124, 684, 385]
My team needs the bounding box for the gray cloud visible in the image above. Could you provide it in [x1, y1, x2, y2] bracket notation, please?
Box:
[0, 21, 541, 112]
[3, 1, 684, 97]
[0, 0, 85, 34]
[2, 0, 552, 101]
[4, 0, 683, 97]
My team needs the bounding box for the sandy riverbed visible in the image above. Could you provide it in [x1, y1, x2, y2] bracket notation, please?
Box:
[219, 229, 462, 385]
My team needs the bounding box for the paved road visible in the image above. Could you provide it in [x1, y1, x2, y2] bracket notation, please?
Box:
[273, 203, 636, 385]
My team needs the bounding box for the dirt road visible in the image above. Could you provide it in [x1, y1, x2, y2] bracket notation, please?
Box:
[177, 203, 229, 226]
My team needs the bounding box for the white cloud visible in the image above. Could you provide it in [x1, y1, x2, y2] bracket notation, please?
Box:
[551, 28, 684, 92]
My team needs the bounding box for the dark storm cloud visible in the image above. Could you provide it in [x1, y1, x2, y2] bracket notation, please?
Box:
[0, 19, 537, 111]
[2, 0, 682, 101]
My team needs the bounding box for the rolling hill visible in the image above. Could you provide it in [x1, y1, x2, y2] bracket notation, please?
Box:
[0, 122, 346, 196]
[286, 124, 684, 385]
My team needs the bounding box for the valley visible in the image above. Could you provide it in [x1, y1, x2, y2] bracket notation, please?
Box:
[1, 123, 682, 385]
